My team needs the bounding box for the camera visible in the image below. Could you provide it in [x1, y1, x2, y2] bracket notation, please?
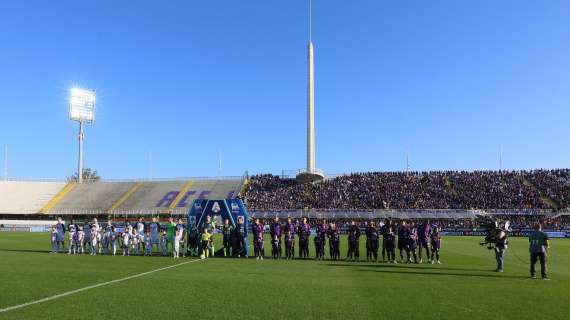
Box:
[478, 216, 510, 250]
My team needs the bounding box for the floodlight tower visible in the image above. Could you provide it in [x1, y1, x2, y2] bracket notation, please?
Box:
[297, 0, 324, 183]
[69, 87, 96, 183]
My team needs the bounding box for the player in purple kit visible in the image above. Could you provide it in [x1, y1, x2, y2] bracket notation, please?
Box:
[284, 218, 296, 257]
[406, 222, 419, 263]
[316, 219, 328, 257]
[417, 220, 432, 263]
[430, 225, 442, 264]
[271, 234, 280, 259]
[269, 217, 282, 258]
[284, 230, 294, 260]
[297, 218, 311, 259]
[252, 219, 265, 260]
[346, 221, 361, 262]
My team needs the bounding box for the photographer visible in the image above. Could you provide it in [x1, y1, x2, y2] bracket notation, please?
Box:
[529, 223, 550, 280]
[494, 225, 508, 273]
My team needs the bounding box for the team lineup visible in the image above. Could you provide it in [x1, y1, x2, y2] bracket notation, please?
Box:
[48, 214, 552, 281]
[49, 216, 443, 264]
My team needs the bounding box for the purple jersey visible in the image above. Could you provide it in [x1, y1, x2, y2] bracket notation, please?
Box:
[298, 223, 310, 239]
[417, 223, 431, 240]
[329, 229, 340, 244]
[366, 226, 379, 241]
[348, 225, 360, 242]
[284, 223, 296, 236]
[408, 227, 418, 249]
[252, 223, 264, 241]
[285, 234, 294, 247]
[430, 231, 441, 249]
[270, 222, 282, 238]
[398, 226, 409, 249]
[316, 223, 328, 238]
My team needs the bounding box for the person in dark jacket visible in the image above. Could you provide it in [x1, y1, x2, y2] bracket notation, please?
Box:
[347, 221, 361, 261]
[494, 224, 508, 272]
[298, 218, 311, 259]
[366, 221, 379, 262]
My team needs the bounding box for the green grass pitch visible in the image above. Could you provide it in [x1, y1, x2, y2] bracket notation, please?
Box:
[0, 232, 568, 320]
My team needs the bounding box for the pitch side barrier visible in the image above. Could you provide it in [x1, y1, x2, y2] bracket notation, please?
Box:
[442, 229, 569, 238]
[248, 209, 563, 219]
[249, 209, 483, 219]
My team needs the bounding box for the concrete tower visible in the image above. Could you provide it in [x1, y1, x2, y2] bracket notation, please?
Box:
[297, 0, 324, 183]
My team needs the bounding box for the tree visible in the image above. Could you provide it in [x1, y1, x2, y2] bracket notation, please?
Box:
[67, 168, 101, 182]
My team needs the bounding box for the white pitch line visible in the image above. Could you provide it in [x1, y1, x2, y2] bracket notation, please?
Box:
[0, 259, 203, 314]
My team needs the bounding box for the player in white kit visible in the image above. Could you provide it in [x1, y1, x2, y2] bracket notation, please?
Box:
[173, 228, 183, 259]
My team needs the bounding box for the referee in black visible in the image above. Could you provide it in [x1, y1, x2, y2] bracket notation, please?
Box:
[528, 223, 550, 280]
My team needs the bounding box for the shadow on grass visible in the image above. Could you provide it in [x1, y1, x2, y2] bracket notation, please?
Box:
[0, 248, 203, 261]
[326, 262, 491, 272]
[325, 263, 527, 279]
[0, 248, 51, 254]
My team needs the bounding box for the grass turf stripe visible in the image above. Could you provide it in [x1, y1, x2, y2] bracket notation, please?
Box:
[0, 258, 203, 314]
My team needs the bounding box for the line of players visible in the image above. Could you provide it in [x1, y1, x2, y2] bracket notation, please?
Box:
[49, 215, 442, 263]
[49, 216, 187, 258]
[250, 217, 442, 264]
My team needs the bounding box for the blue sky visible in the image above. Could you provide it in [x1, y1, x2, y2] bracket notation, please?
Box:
[1, 0, 569, 179]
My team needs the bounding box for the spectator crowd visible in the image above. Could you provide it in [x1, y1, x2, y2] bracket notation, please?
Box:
[244, 170, 570, 211]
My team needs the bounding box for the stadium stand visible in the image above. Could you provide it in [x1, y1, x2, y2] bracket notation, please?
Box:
[1, 170, 568, 217]
[524, 169, 570, 209]
[243, 170, 570, 211]
[50, 181, 135, 214]
[0, 181, 67, 214]
[0, 178, 244, 217]
[45, 178, 244, 215]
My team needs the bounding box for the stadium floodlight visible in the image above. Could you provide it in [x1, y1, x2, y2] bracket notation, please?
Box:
[69, 87, 96, 123]
[69, 87, 96, 183]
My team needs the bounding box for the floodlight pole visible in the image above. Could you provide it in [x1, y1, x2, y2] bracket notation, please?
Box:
[3, 145, 7, 181]
[78, 121, 84, 183]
